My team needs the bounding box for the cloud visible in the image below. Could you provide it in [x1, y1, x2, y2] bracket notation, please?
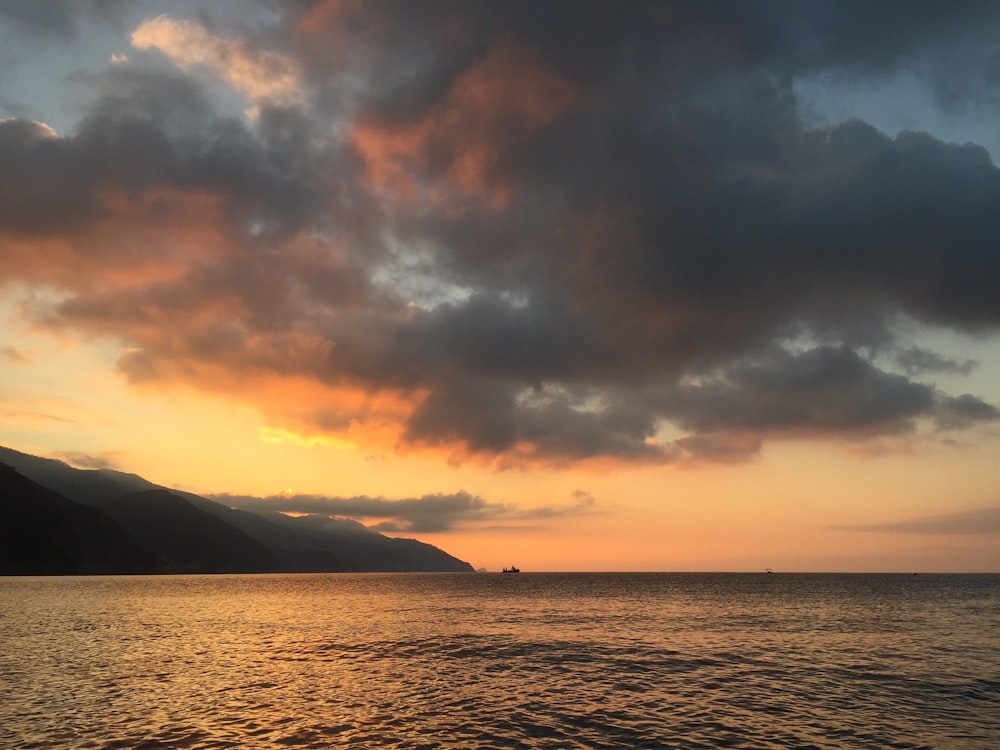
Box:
[935, 393, 1000, 429]
[350, 37, 580, 208]
[131, 15, 303, 107]
[0, 409, 75, 426]
[2, 345, 29, 363]
[0, 0, 126, 38]
[212, 489, 596, 533]
[835, 507, 1000, 535]
[894, 347, 977, 376]
[51, 450, 122, 470]
[0, 117, 98, 236]
[0, 395, 115, 429]
[2, 3, 1000, 468]
[660, 345, 985, 437]
[215, 490, 501, 532]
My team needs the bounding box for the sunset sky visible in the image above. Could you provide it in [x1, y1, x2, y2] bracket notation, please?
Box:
[2, 1, 998, 572]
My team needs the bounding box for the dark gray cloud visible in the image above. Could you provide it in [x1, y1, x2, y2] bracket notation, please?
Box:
[895, 347, 977, 377]
[0, 118, 101, 235]
[1, 64, 349, 240]
[662, 346, 944, 435]
[935, 393, 1000, 429]
[0, 0, 126, 38]
[835, 507, 1000, 535]
[2, 2, 999, 466]
[212, 489, 595, 532]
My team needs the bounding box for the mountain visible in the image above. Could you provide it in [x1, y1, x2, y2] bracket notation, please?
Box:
[0, 448, 132, 504]
[0, 454, 331, 570]
[90, 489, 278, 574]
[0, 445, 474, 573]
[259, 511, 478, 572]
[0, 463, 154, 575]
[0, 447, 280, 573]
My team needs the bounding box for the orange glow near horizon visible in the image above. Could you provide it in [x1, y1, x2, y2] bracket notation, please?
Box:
[2, 4, 1000, 576]
[2, 297, 998, 573]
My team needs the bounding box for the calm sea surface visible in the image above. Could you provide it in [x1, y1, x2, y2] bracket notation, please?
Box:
[1, 573, 997, 749]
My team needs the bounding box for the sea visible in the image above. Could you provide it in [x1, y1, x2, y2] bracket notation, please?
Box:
[1, 572, 997, 749]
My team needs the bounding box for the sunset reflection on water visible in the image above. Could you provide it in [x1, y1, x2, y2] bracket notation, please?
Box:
[2, 573, 997, 748]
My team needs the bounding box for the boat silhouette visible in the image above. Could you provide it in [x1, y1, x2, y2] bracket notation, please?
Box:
[502, 565, 520, 574]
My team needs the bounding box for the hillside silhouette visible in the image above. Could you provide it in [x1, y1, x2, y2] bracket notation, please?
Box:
[0, 464, 153, 574]
[0, 446, 473, 574]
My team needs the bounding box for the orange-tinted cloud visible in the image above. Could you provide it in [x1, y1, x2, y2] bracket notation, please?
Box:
[351, 38, 580, 209]
[131, 15, 303, 107]
[2, 345, 29, 364]
[2, 3, 999, 473]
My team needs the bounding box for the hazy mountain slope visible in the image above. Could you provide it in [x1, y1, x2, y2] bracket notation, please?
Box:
[91, 490, 279, 574]
[0, 463, 154, 575]
[0, 446, 341, 568]
[164, 496, 357, 572]
[260, 512, 474, 572]
[0, 447, 322, 563]
[0, 445, 474, 573]
[173, 492, 471, 572]
[0, 446, 132, 504]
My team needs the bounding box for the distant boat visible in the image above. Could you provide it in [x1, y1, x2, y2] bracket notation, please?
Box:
[765, 568, 773, 574]
[502, 565, 520, 574]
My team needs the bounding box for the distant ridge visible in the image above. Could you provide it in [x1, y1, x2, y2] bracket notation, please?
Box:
[0, 463, 154, 575]
[0, 445, 474, 574]
[91, 489, 278, 574]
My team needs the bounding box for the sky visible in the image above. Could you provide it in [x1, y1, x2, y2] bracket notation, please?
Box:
[1, 0, 999, 573]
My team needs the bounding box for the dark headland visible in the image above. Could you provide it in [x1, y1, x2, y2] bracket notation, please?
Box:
[0, 445, 473, 575]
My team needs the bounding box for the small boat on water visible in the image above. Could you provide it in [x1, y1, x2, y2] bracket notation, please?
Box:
[502, 565, 520, 574]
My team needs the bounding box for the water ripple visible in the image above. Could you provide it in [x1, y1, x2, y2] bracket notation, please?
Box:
[1, 573, 997, 749]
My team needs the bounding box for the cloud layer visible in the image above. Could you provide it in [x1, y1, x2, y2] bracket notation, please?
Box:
[2, 1, 999, 467]
[212, 489, 596, 533]
[836, 507, 1000, 536]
